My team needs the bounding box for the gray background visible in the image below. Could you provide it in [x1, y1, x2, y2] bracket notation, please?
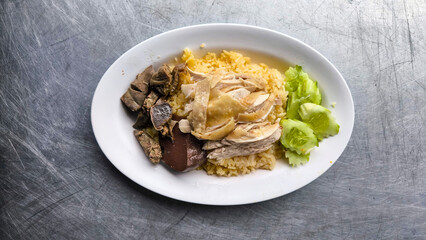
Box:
[1, 0, 425, 239]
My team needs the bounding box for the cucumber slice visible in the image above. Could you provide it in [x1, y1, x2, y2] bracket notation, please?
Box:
[286, 93, 302, 119]
[285, 67, 322, 119]
[295, 78, 322, 105]
[286, 78, 322, 119]
[285, 65, 321, 104]
[285, 150, 310, 167]
[284, 65, 309, 92]
[299, 103, 340, 140]
[279, 119, 318, 155]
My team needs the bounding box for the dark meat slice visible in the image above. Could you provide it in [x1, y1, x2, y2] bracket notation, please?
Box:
[158, 119, 178, 139]
[121, 90, 141, 112]
[170, 63, 187, 95]
[131, 65, 153, 93]
[133, 108, 150, 129]
[160, 115, 184, 139]
[128, 88, 147, 106]
[167, 120, 178, 139]
[143, 91, 160, 110]
[121, 65, 153, 112]
[160, 121, 206, 172]
[150, 99, 172, 131]
[134, 128, 162, 164]
[150, 64, 173, 96]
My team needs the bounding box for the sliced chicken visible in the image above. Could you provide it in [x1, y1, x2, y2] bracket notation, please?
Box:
[216, 79, 257, 93]
[226, 88, 251, 101]
[181, 83, 196, 99]
[186, 67, 207, 81]
[183, 102, 193, 115]
[244, 77, 267, 90]
[189, 79, 210, 134]
[192, 118, 236, 140]
[241, 91, 265, 106]
[227, 122, 279, 143]
[221, 73, 267, 90]
[223, 73, 250, 80]
[249, 93, 270, 109]
[215, 79, 243, 89]
[237, 93, 276, 122]
[206, 88, 247, 127]
[203, 122, 280, 150]
[206, 127, 281, 160]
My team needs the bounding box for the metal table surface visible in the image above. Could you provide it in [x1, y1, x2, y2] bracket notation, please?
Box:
[1, 1, 425, 239]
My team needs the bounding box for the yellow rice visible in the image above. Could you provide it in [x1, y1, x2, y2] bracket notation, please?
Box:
[169, 49, 287, 176]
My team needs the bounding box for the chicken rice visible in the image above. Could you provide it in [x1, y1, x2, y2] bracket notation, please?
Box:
[168, 49, 288, 176]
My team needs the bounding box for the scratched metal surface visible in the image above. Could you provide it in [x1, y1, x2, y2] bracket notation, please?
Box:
[1, 0, 425, 239]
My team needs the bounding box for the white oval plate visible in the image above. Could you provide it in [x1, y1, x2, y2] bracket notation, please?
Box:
[91, 24, 354, 205]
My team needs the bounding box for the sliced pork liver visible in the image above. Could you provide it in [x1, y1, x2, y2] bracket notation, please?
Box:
[160, 120, 206, 172]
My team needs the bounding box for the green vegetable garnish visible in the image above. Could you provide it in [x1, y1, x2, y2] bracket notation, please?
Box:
[285, 150, 310, 167]
[295, 78, 322, 104]
[286, 93, 302, 120]
[285, 66, 321, 119]
[280, 119, 318, 155]
[299, 103, 340, 141]
[281, 65, 340, 167]
[284, 65, 309, 92]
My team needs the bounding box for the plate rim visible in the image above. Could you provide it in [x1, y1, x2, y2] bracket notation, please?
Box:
[91, 23, 355, 205]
